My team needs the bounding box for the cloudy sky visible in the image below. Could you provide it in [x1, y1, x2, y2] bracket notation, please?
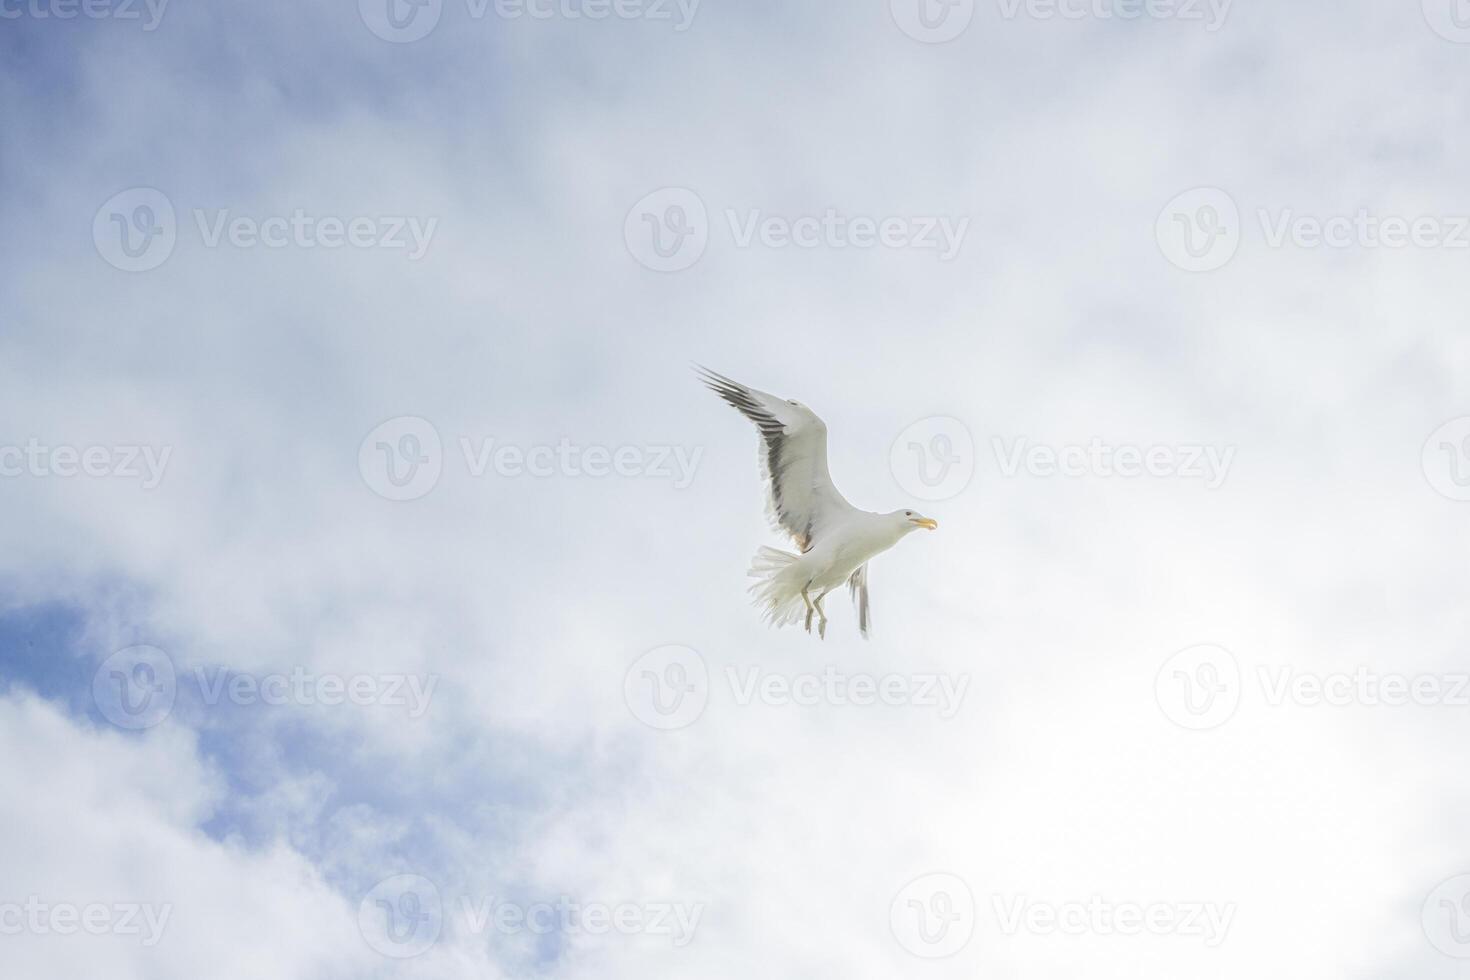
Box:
[3, 0, 1470, 976]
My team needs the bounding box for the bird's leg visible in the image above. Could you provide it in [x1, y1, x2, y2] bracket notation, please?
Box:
[801, 586, 815, 633]
[815, 590, 831, 640]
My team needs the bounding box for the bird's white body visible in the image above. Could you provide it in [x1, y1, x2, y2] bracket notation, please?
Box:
[790, 513, 908, 592]
[699, 368, 937, 639]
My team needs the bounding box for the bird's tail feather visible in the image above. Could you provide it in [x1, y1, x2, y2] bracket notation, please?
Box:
[747, 546, 808, 628]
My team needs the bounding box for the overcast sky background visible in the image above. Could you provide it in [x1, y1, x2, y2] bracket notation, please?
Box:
[3, 0, 1470, 977]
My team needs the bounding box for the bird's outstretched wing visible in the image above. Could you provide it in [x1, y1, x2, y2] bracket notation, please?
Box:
[697, 366, 858, 552]
[848, 563, 871, 638]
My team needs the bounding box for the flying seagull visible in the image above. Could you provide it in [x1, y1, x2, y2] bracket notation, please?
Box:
[698, 367, 938, 639]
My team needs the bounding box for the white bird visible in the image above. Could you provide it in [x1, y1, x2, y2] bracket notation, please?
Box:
[698, 367, 938, 639]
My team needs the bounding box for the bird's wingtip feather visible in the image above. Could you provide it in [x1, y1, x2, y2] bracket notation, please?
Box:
[694, 365, 731, 383]
[693, 365, 748, 400]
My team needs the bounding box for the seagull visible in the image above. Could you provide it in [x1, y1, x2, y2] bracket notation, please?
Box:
[698, 367, 938, 639]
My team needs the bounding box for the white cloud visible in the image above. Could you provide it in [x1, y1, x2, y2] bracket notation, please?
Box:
[2, 1, 1469, 976]
[0, 695, 367, 980]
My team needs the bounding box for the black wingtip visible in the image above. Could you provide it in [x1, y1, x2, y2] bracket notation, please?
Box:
[691, 363, 725, 383]
[693, 364, 740, 397]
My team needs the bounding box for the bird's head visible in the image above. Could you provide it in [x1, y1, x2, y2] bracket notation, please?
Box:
[892, 509, 939, 534]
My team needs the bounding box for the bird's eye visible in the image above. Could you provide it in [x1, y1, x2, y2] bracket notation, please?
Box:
[905, 511, 913, 516]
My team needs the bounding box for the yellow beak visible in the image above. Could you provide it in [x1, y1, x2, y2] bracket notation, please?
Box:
[910, 517, 939, 530]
